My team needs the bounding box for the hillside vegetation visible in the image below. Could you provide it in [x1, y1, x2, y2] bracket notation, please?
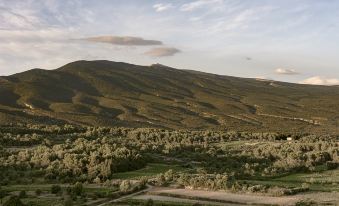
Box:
[1, 60, 339, 133]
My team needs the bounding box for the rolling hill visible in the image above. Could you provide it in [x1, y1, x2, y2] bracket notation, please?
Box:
[1, 60, 339, 133]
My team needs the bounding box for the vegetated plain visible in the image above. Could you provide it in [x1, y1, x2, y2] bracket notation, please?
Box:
[0, 61, 339, 205]
[0, 124, 338, 205]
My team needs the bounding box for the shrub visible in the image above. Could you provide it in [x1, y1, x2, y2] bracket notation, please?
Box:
[119, 180, 131, 192]
[64, 198, 73, 206]
[296, 200, 317, 206]
[0, 188, 7, 203]
[72, 182, 83, 196]
[326, 161, 338, 170]
[144, 198, 154, 206]
[35, 189, 42, 196]
[3, 196, 24, 206]
[18, 190, 26, 198]
[51, 185, 62, 194]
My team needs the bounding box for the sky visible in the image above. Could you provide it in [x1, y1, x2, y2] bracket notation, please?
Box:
[0, 0, 339, 85]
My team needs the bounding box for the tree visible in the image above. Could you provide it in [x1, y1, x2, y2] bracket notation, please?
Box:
[155, 174, 166, 186]
[144, 198, 154, 206]
[64, 198, 73, 206]
[51, 185, 62, 195]
[35, 189, 42, 196]
[72, 182, 83, 196]
[3, 196, 24, 206]
[164, 169, 174, 181]
[0, 188, 7, 204]
[66, 187, 72, 195]
[18, 190, 26, 198]
[119, 180, 131, 192]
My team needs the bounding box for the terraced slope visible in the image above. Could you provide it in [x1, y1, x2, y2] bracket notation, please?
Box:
[0, 60, 339, 133]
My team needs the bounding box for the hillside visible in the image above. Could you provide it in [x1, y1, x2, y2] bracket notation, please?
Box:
[0, 60, 339, 133]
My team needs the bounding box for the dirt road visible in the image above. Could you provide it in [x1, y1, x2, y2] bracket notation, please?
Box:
[145, 187, 299, 206]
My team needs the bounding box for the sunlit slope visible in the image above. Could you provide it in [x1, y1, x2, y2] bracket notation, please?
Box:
[1, 60, 338, 133]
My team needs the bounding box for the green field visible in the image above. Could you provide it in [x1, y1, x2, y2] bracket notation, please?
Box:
[112, 163, 187, 179]
[3, 184, 117, 193]
[241, 169, 339, 192]
[21, 197, 65, 206]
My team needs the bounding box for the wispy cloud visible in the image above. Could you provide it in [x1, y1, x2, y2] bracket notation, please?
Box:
[144, 47, 180, 57]
[0, 0, 338, 81]
[300, 76, 339, 86]
[0, 6, 40, 30]
[153, 3, 173, 12]
[83, 36, 163, 46]
[205, 6, 275, 35]
[275, 68, 299, 75]
[180, 0, 223, 12]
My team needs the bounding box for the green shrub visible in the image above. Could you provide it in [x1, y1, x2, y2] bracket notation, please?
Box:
[326, 161, 338, 170]
[18, 190, 26, 198]
[72, 182, 83, 196]
[3, 196, 24, 206]
[296, 200, 317, 206]
[35, 189, 42, 196]
[64, 198, 73, 206]
[51, 185, 62, 194]
[144, 198, 154, 206]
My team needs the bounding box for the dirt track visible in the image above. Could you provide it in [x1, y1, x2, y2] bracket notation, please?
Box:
[133, 194, 240, 206]
[134, 187, 339, 206]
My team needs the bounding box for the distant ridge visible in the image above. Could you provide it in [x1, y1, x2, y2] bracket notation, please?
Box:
[0, 60, 338, 133]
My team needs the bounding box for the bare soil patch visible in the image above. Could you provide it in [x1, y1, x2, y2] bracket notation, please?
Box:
[148, 187, 300, 205]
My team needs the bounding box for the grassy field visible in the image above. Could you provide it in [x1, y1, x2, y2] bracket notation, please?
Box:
[2, 184, 118, 193]
[241, 169, 339, 192]
[20, 197, 65, 206]
[111, 163, 187, 179]
[276, 168, 339, 183]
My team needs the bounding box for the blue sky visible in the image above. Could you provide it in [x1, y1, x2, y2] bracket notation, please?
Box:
[0, 0, 339, 85]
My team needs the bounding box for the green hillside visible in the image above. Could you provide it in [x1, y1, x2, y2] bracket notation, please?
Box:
[0, 60, 339, 133]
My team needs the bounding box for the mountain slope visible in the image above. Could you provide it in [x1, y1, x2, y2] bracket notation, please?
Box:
[1, 60, 339, 133]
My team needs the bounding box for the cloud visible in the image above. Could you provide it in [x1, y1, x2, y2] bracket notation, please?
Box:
[180, 0, 223, 12]
[83, 36, 163, 46]
[206, 6, 274, 35]
[0, 7, 40, 30]
[300, 76, 339, 86]
[153, 3, 173, 12]
[275, 68, 299, 75]
[144, 47, 181, 57]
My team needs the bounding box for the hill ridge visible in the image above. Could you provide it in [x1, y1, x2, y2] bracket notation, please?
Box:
[0, 60, 338, 133]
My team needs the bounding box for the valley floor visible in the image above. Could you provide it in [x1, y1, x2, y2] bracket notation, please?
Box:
[1, 125, 339, 206]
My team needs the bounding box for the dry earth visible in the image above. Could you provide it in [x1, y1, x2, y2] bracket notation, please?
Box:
[135, 187, 339, 205]
[133, 195, 233, 206]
